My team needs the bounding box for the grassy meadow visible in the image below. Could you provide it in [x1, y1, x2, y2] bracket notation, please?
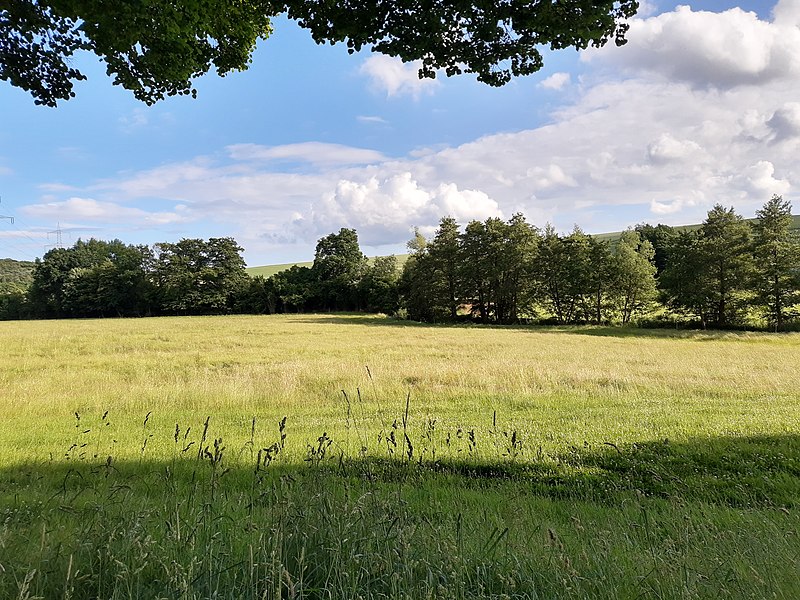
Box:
[246, 255, 409, 278]
[0, 314, 798, 598]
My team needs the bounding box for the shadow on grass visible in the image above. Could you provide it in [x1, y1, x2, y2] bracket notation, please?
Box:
[429, 433, 800, 507]
[2, 432, 799, 599]
[285, 314, 767, 341]
[4, 432, 798, 509]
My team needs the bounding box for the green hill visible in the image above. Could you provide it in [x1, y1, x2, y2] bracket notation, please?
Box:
[0, 258, 35, 293]
[247, 255, 409, 277]
[247, 261, 315, 278]
[595, 214, 800, 241]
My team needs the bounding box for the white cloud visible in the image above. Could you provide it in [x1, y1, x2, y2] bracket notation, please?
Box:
[646, 133, 703, 164]
[526, 164, 578, 190]
[539, 72, 571, 90]
[650, 191, 704, 216]
[767, 102, 800, 142]
[741, 161, 791, 197]
[585, 4, 800, 89]
[21, 197, 187, 226]
[226, 142, 386, 166]
[357, 115, 388, 125]
[773, 0, 800, 26]
[38, 182, 77, 193]
[297, 173, 501, 245]
[650, 199, 682, 215]
[636, 0, 659, 18]
[360, 55, 440, 98]
[0, 229, 44, 240]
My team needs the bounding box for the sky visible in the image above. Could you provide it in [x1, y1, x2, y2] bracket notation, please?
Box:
[0, 0, 793, 266]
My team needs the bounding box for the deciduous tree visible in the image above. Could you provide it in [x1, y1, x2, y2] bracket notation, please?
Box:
[359, 255, 400, 314]
[659, 230, 707, 325]
[611, 229, 657, 324]
[312, 228, 367, 311]
[155, 237, 247, 314]
[2, 0, 639, 106]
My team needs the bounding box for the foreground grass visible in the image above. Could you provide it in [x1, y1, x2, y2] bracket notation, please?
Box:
[0, 314, 798, 598]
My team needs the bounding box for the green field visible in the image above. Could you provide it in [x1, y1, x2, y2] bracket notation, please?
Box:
[246, 260, 315, 278]
[246, 255, 409, 277]
[1, 315, 799, 598]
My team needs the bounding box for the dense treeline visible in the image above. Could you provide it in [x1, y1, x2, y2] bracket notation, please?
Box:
[10, 237, 250, 319]
[401, 216, 658, 325]
[0, 232, 401, 320]
[1, 196, 799, 330]
[243, 229, 401, 315]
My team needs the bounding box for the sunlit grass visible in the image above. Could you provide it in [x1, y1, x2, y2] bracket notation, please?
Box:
[0, 314, 798, 598]
[1, 314, 797, 461]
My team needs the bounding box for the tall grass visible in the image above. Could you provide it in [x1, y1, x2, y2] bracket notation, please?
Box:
[0, 314, 799, 598]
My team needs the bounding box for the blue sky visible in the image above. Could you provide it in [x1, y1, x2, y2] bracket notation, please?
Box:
[0, 0, 791, 265]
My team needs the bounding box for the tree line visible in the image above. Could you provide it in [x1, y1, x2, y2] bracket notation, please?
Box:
[399, 196, 800, 330]
[1, 196, 799, 330]
[0, 232, 401, 320]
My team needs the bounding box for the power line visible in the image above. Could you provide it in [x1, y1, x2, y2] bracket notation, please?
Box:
[0, 195, 14, 225]
[0, 197, 47, 260]
[0, 238, 38, 261]
[9, 215, 52, 250]
[11, 222, 46, 250]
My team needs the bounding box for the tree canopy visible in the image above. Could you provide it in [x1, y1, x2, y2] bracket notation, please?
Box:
[2, 0, 639, 106]
[1, 0, 273, 105]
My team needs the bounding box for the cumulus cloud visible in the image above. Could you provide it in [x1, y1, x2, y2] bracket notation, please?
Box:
[741, 161, 791, 197]
[360, 55, 440, 98]
[646, 133, 703, 164]
[650, 191, 705, 216]
[526, 164, 578, 190]
[649, 199, 682, 215]
[636, 0, 659, 18]
[297, 173, 501, 245]
[586, 3, 800, 89]
[539, 72, 571, 90]
[773, 0, 800, 26]
[767, 102, 800, 142]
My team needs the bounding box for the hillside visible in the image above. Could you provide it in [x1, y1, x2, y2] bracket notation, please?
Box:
[247, 260, 315, 278]
[247, 254, 409, 277]
[0, 258, 35, 293]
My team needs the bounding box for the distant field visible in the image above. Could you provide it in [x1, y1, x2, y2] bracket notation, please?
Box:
[247, 254, 409, 277]
[246, 260, 315, 277]
[1, 314, 798, 598]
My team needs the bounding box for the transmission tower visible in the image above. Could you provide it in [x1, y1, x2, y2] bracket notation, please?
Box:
[47, 223, 64, 249]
